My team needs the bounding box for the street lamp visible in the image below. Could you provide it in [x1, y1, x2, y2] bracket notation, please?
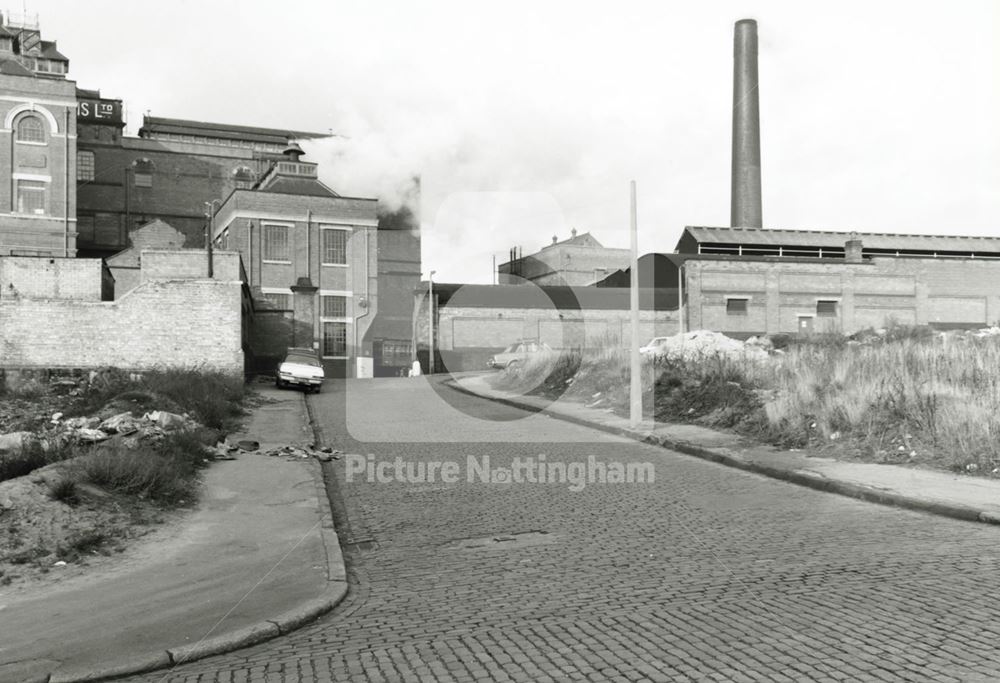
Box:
[428, 270, 437, 374]
[204, 199, 222, 278]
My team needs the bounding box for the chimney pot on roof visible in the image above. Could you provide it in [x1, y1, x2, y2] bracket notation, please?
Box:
[571, 228, 577, 237]
[845, 235, 863, 264]
[552, 235, 558, 244]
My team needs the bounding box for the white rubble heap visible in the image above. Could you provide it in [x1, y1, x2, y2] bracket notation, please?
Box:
[649, 330, 771, 362]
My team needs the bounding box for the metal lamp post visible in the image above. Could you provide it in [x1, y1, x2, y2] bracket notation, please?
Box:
[428, 270, 437, 374]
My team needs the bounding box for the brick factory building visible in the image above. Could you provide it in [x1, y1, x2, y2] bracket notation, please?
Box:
[676, 226, 1000, 336]
[75, 111, 329, 257]
[0, 11, 76, 257]
[210, 143, 380, 377]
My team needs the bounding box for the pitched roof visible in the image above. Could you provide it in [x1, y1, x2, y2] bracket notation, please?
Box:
[422, 282, 676, 311]
[39, 40, 67, 61]
[682, 226, 1000, 255]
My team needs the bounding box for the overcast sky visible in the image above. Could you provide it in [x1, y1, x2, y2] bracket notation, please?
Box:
[30, 0, 1000, 283]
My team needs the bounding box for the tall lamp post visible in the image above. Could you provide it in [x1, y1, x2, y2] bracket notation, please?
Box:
[428, 270, 437, 374]
[204, 199, 222, 278]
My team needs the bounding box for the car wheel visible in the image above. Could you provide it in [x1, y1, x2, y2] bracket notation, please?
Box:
[275, 379, 283, 389]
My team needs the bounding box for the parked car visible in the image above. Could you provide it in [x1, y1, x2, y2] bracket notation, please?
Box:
[639, 337, 671, 356]
[276, 347, 325, 392]
[487, 340, 553, 369]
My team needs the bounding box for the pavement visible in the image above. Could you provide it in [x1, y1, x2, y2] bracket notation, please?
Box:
[0, 386, 346, 683]
[450, 373, 1000, 527]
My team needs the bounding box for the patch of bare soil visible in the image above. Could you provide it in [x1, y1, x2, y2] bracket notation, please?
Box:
[0, 460, 185, 590]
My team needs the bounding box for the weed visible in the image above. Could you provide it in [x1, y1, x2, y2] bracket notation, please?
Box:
[48, 477, 80, 505]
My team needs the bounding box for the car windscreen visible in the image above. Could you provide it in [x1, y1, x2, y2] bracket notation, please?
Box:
[285, 354, 320, 366]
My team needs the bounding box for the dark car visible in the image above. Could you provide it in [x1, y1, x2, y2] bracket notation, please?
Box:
[276, 347, 325, 392]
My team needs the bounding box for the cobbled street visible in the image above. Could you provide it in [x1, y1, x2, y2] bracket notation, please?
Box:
[131, 377, 1000, 682]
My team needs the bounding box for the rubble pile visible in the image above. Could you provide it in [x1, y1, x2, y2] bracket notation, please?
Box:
[651, 330, 771, 362]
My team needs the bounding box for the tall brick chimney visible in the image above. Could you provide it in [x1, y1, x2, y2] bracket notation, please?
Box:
[731, 19, 762, 229]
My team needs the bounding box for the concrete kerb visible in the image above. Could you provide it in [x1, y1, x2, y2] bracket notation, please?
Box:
[444, 379, 1000, 528]
[42, 390, 350, 683]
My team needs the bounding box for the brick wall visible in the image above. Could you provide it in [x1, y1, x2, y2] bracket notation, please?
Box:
[0, 74, 78, 257]
[140, 250, 241, 282]
[0, 256, 105, 301]
[0, 279, 242, 371]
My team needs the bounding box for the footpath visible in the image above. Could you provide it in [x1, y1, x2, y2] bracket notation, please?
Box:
[450, 374, 1000, 527]
[0, 387, 346, 683]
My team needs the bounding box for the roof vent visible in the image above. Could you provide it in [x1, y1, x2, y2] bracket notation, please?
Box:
[282, 140, 304, 162]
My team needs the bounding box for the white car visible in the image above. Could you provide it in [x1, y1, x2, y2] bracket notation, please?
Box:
[276, 348, 325, 392]
[639, 337, 671, 356]
[487, 340, 553, 369]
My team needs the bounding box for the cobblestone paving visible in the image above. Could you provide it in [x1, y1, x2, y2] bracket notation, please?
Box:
[129, 378, 1000, 682]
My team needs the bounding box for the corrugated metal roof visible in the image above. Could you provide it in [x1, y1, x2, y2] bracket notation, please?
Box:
[683, 226, 1000, 253]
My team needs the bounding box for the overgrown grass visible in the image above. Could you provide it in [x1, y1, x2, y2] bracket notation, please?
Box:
[495, 328, 1000, 475]
[74, 427, 220, 505]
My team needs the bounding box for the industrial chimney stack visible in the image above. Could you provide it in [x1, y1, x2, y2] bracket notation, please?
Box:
[731, 18, 762, 228]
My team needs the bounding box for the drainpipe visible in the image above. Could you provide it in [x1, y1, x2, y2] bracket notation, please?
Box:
[64, 108, 70, 256]
[353, 228, 372, 377]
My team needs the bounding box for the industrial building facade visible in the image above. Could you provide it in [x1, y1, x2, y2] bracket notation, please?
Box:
[0, 12, 76, 257]
[678, 226, 1000, 336]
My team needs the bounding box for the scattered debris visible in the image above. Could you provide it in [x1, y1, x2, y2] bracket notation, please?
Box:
[237, 440, 260, 452]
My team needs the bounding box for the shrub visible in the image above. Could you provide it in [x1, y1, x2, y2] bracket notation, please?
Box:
[77, 429, 217, 505]
[48, 478, 80, 505]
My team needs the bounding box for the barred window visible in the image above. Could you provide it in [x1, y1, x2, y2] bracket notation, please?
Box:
[262, 293, 290, 309]
[321, 229, 347, 265]
[16, 115, 45, 143]
[16, 180, 46, 214]
[322, 321, 348, 357]
[321, 295, 347, 318]
[77, 150, 95, 181]
[263, 224, 290, 261]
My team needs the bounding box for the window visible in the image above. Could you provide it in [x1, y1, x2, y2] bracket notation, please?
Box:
[262, 293, 290, 309]
[263, 225, 290, 261]
[817, 300, 838, 317]
[726, 298, 749, 315]
[321, 229, 347, 265]
[77, 151, 95, 181]
[322, 321, 348, 357]
[16, 180, 46, 214]
[381, 340, 412, 367]
[321, 295, 347, 318]
[132, 159, 154, 188]
[16, 115, 45, 143]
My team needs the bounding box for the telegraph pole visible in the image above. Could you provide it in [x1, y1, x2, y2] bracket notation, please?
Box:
[629, 181, 641, 428]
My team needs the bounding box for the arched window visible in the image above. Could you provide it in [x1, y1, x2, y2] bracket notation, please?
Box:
[16, 115, 45, 143]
